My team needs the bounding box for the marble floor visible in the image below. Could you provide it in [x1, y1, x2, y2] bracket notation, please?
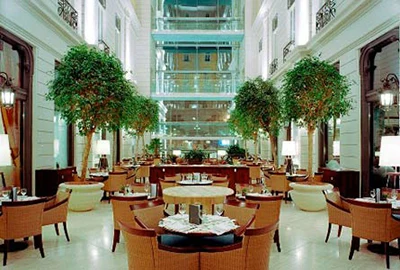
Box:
[3, 201, 399, 270]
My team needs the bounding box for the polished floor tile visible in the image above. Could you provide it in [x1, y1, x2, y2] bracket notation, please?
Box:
[2, 201, 399, 269]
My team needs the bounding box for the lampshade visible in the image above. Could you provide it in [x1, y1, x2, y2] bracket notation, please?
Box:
[172, 150, 181, 156]
[217, 150, 227, 157]
[0, 134, 12, 166]
[281, 141, 296, 156]
[96, 140, 110, 155]
[380, 91, 394, 107]
[333, 141, 340, 156]
[379, 136, 400, 166]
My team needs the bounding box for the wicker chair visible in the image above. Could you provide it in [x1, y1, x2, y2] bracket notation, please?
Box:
[0, 198, 47, 266]
[199, 223, 277, 270]
[346, 198, 400, 269]
[136, 165, 151, 183]
[248, 165, 262, 182]
[211, 174, 229, 187]
[103, 171, 128, 197]
[110, 195, 148, 252]
[313, 172, 324, 182]
[129, 183, 147, 193]
[245, 195, 283, 252]
[323, 190, 351, 243]
[119, 220, 199, 270]
[131, 200, 166, 234]
[223, 200, 259, 228]
[43, 189, 72, 242]
[269, 172, 290, 202]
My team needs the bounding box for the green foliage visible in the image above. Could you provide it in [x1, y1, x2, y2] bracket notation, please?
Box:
[147, 138, 162, 156]
[228, 109, 258, 141]
[234, 77, 282, 136]
[184, 149, 206, 163]
[282, 56, 352, 130]
[47, 44, 136, 135]
[226, 144, 245, 158]
[125, 95, 159, 137]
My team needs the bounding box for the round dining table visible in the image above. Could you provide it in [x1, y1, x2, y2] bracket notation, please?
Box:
[162, 186, 234, 214]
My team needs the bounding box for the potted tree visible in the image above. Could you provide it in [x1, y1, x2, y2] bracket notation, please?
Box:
[226, 144, 246, 165]
[282, 56, 352, 175]
[47, 44, 135, 180]
[234, 77, 282, 166]
[125, 95, 159, 161]
[147, 138, 162, 165]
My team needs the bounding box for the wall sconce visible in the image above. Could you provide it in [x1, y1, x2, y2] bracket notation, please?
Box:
[380, 73, 399, 108]
[0, 72, 15, 108]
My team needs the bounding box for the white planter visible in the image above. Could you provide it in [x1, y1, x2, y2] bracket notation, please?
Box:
[288, 182, 333, 212]
[59, 181, 104, 212]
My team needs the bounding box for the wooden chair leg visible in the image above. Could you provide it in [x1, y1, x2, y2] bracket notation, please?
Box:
[325, 223, 332, 243]
[3, 239, 9, 266]
[337, 225, 342, 238]
[34, 235, 45, 258]
[349, 236, 359, 260]
[24, 237, 29, 241]
[384, 242, 390, 269]
[63, 222, 70, 242]
[54, 223, 60, 236]
[112, 229, 120, 252]
[274, 229, 281, 252]
[33, 235, 39, 249]
[398, 238, 400, 259]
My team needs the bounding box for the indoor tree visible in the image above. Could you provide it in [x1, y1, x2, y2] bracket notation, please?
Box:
[125, 95, 159, 159]
[47, 44, 135, 180]
[228, 108, 259, 160]
[282, 56, 352, 175]
[233, 77, 282, 165]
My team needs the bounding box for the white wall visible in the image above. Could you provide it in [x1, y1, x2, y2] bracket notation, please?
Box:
[0, 0, 140, 192]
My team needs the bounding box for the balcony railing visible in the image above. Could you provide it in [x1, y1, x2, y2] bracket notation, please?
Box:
[269, 58, 278, 75]
[98, 40, 110, 54]
[316, 0, 336, 33]
[283, 40, 295, 63]
[58, 0, 78, 30]
[154, 17, 243, 31]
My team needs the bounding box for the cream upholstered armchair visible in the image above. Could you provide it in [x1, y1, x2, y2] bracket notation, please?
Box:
[0, 198, 46, 266]
[103, 171, 128, 198]
[43, 189, 72, 241]
[119, 220, 199, 270]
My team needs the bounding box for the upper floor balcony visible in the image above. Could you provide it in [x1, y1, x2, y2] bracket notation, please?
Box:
[316, 0, 336, 33]
[57, 0, 78, 31]
[155, 17, 243, 31]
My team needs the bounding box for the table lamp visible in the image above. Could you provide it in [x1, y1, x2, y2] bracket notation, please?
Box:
[333, 141, 340, 157]
[96, 140, 110, 171]
[0, 134, 12, 186]
[282, 141, 296, 175]
[379, 136, 400, 188]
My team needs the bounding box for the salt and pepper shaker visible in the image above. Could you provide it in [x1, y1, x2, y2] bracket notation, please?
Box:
[376, 188, 381, 202]
[11, 186, 18, 201]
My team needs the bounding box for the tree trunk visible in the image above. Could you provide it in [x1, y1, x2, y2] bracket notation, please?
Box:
[270, 135, 278, 168]
[307, 127, 315, 179]
[253, 134, 258, 161]
[80, 131, 94, 181]
[112, 130, 117, 170]
[244, 140, 248, 160]
[332, 117, 337, 142]
[134, 135, 139, 161]
[141, 134, 145, 156]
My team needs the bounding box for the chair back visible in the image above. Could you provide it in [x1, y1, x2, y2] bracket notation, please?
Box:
[223, 200, 259, 235]
[346, 199, 394, 242]
[136, 165, 150, 179]
[88, 167, 98, 174]
[323, 190, 351, 228]
[110, 195, 148, 230]
[130, 183, 146, 193]
[103, 171, 127, 192]
[244, 223, 277, 270]
[159, 179, 176, 192]
[248, 165, 262, 181]
[269, 172, 290, 193]
[313, 172, 323, 182]
[245, 195, 282, 228]
[131, 200, 166, 230]
[43, 189, 72, 225]
[211, 174, 229, 187]
[1, 198, 46, 239]
[119, 220, 157, 270]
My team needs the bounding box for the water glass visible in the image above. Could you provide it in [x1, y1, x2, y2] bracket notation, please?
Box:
[178, 203, 186, 215]
[2, 190, 10, 198]
[391, 189, 398, 200]
[370, 189, 376, 199]
[214, 204, 224, 216]
[144, 182, 150, 195]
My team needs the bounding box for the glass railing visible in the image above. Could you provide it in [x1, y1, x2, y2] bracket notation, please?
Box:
[154, 17, 243, 31]
[158, 122, 233, 137]
[153, 78, 241, 94]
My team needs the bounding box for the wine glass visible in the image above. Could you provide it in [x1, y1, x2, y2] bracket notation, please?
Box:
[214, 204, 224, 216]
[391, 189, 398, 201]
[178, 203, 186, 215]
[2, 190, 10, 199]
[370, 189, 376, 200]
[144, 182, 150, 196]
[248, 185, 254, 194]
[21, 188, 27, 197]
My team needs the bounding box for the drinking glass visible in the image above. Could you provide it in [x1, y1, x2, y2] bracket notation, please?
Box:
[178, 203, 186, 215]
[144, 182, 150, 196]
[370, 189, 376, 199]
[2, 190, 10, 198]
[248, 185, 254, 194]
[214, 204, 224, 216]
[187, 174, 193, 182]
[391, 189, 398, 201]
